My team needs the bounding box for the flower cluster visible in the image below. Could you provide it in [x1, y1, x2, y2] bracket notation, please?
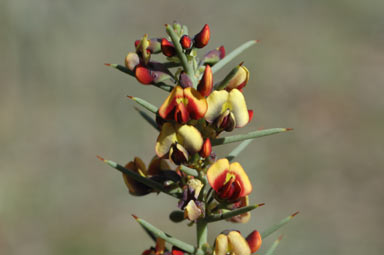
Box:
[101, 22, 297, 255]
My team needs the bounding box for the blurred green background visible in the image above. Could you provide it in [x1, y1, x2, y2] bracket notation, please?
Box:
[1, 0, 383, 254]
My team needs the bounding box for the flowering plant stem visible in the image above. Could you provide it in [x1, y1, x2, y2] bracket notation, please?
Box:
[102, 22, 298, 255]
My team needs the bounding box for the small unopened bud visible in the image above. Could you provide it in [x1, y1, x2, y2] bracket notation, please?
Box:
[125, 52, 140, 71]
[201, 46, 226, 65]
[148, 38, 162, 53]
[161, 38, 176, 57]
[180, 35, 192, 49]
[248, 110, 254, 123]
[194, 24, 210, 48]
[200, 138, 212, 158]
[169, 210, 185, 223]
[197, 65, 213, 97]
[179, 72, 193, 88]
[246, 230, 262, 253]
[135, 65, 153, 84]
[216, 109, 236, 132]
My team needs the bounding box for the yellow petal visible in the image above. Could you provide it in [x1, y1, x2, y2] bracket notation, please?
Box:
[229, 162, 252, 198]
[184, 200, 202, 221]
[215, 234, 229, 255]
[228, 231, 251, 255]
[207, 158, 230, 192]
[228, 89, 249, 128]
[158, 86, 184, 119]
[205, 90, 229, 123]
[226, 65, 249, 91]
[184, 87, 208, 119]
[155, 123, 177, 157]
[176, 124, 203, 153]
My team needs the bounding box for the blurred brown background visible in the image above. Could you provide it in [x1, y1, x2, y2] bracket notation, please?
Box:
[1, 0, 383, 254]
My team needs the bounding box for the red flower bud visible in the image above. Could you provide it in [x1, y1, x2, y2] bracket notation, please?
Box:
[161, 38, 176, 57]
[246, 230, 262, 253]
[135, 64, 153, 84]
[180, 35, 192, 49]
[197, 65, 213, 97]
[194, 24, 210, 48]
[200, 138, 212, 158]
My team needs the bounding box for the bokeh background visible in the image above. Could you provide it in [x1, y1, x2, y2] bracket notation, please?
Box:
[1, 0, 383, 254]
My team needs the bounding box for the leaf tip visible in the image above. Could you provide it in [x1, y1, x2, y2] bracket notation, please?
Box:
[96, 155, 106, 162]
[285, 128, 294, 131]
[258, 203, 265, 207]
[132, 214, 139, 220]
[104, 63, 111, 66]
[291, 211, 299, 218]
[277, 234, 284, 241]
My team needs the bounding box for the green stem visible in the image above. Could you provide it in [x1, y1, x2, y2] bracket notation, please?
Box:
[196, 219, 208, 251]
[165, 24, 196, 86]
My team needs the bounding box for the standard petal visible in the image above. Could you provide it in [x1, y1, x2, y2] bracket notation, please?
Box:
[205, 90, 229, 123]
[207, 158, 230, 193]
[184, 87, 208, 119]
[158, 86, 184, 119]
[155, 123, 177, 157]
[228, 231, 251, 255]
[214, 234, 228, 255]
[228, 89, 249, 128]
[176, 124, 203, 153]
[229, 162, 252, 198]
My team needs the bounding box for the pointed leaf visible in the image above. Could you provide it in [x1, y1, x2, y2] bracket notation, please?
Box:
[133, 215, 198, 254]
[127, 96, 158, 113]
[206, 203, 264, 222]
[211, 40, 258, 75]
[134, 108, 160, 131]
[261, 212, 299, 239]
[226, 139, 253, 162]
[211, 128, 292, 146]
[264, 235, 283, 255]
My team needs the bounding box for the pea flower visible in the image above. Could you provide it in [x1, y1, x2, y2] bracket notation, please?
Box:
[122, 156, 170, 196]
[225, 64, 249, 91]
[205, 88, 249, 132]
[207, 158, 252, 201]
[158, 85, 208, 123]
[214, 230, 262, 255]
[155, 123, 203, 165]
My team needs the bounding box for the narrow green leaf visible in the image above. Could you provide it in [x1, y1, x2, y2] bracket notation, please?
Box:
[212, 128, 292, 146]
[261, 212, 299, 239]
[96, 156, 180, 199]
[206, 203, 264, 223]
[179, 165, 199, 177]
[226, 139, 253, 162]
[165, 24, 196, 85]
[133, 215, 198, 254]
[127, 96, 158, 113]
[134, 108, 160, 131]
[211, 40, 258, 75]
[105, 63, 135, 76]
[264, 235, 283, 255]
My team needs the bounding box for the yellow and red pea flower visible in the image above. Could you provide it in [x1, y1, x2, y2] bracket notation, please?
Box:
[122, 156, 170, 196]
[207, 158, 252, 201]
[225, 64, 250, 92]
[215, 230, 251, 255]
[158, 85, 208, 123]
[205, 88, 249, 131]
[155, 123, 203, 165]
